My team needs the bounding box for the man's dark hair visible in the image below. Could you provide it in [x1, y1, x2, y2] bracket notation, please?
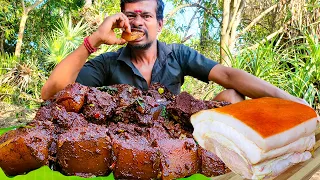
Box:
[120, 0, 165, 21]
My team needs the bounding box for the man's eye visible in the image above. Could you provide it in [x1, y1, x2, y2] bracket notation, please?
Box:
[143, 15, 152, 19]
[127, 15, 135, 18]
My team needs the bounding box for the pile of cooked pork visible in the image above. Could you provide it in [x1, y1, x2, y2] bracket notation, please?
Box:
[0, 83, 231, 179]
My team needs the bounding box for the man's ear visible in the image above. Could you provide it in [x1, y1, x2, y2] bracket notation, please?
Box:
[158, 20, 163, 32]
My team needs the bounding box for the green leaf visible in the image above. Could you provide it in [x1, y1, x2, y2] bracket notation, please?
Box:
[0, 166, 210, 179]
[136, 97, 145, 108]
[0, 126, 19, 136]
[4, 166, 115, 180]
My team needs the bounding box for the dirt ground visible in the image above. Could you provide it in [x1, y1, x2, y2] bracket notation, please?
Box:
[0, 101, 320, 179]
[0, 102, 35, 128]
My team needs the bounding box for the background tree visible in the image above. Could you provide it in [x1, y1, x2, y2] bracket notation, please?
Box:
[0, 1, 21, 54]
[0, 0, 318, 117]
[15, 0, 46, 59]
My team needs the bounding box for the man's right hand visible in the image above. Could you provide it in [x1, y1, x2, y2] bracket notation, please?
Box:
[41, 13, 132, 100]
[89, 13, 131, 47]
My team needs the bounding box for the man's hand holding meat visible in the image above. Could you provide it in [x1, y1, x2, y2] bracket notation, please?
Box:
[91, 13, 131, 47]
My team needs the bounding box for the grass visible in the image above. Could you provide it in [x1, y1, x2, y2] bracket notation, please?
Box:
[0, 53, 18, 76]
[0, 55, 44, 110]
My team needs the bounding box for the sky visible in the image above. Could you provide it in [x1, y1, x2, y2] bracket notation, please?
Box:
[163, 0, 221, 41]
[163, 0, 201, 39]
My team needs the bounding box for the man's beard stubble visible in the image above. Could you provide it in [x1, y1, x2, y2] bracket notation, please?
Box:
[129, 41, 153, 50]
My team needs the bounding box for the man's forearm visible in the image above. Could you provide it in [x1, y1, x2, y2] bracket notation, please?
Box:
[227, 69, 278, 98]
[225, 68, 303, 103]
[209, 65, 303, 104]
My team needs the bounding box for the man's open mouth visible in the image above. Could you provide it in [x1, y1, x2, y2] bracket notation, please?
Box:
[121, 29, 145, 42]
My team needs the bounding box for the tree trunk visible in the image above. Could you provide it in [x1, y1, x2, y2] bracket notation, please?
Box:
[14, 0, 45, 59]
[200, 12, 208, 50]
[228, 0, 245, 58]
[15, 12, 28, 58]
[220, 0, 245, 66]
[0, 31, 4, 54]
[199, 0, 213, 52]
[220, 0, 231, 65]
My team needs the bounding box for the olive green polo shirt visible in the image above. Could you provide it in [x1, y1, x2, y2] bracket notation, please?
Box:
[76, 41, 218, 94]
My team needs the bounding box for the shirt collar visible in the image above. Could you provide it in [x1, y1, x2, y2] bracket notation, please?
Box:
[116, 40, 172, 78]
[157, 41, 172, 61]
[117, 45, 131, 63]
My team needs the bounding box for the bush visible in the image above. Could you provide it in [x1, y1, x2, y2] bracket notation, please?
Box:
[181, 35, 319, 109]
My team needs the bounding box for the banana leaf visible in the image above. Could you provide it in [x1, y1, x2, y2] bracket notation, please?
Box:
[0, 126, 210, 180]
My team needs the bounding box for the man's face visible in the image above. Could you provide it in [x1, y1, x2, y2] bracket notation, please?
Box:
[123, 0, 163, 49]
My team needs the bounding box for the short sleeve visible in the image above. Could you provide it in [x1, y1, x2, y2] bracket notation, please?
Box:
[76, 54, 109, 87]
[174, 44, 218, 83]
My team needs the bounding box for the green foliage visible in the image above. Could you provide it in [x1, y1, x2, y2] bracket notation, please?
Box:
[182, 35, 319, 108]
[0, 166, 115, 180]
[0, 1, 21, 54]
[0, 165, 209, 180]
[181, 76, 223, 100]
[303, 33, 320, 89]
[19, 0, 84, 60]
[43, 15, 88, 67]
[281, 34, 320, 105]
[54, 16, 88, 50]
[43, 36, 71, 67]
[240, 40, 318, 106]
[0, 56, 44, 109]
[0, 53, 18, 75]
[285, 65, 318, 105]
[0, 84, 15, 103]
[234, 40, 289, 86]
[80, 0, 120, 32]
[0, 1, 19, 40]
[159, 28, 182, 43]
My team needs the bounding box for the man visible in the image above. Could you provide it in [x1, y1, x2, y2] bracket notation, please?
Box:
[41, 0, 307, 105]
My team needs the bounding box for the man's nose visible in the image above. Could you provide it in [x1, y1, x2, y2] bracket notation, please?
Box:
[131, 15, 143, 28]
